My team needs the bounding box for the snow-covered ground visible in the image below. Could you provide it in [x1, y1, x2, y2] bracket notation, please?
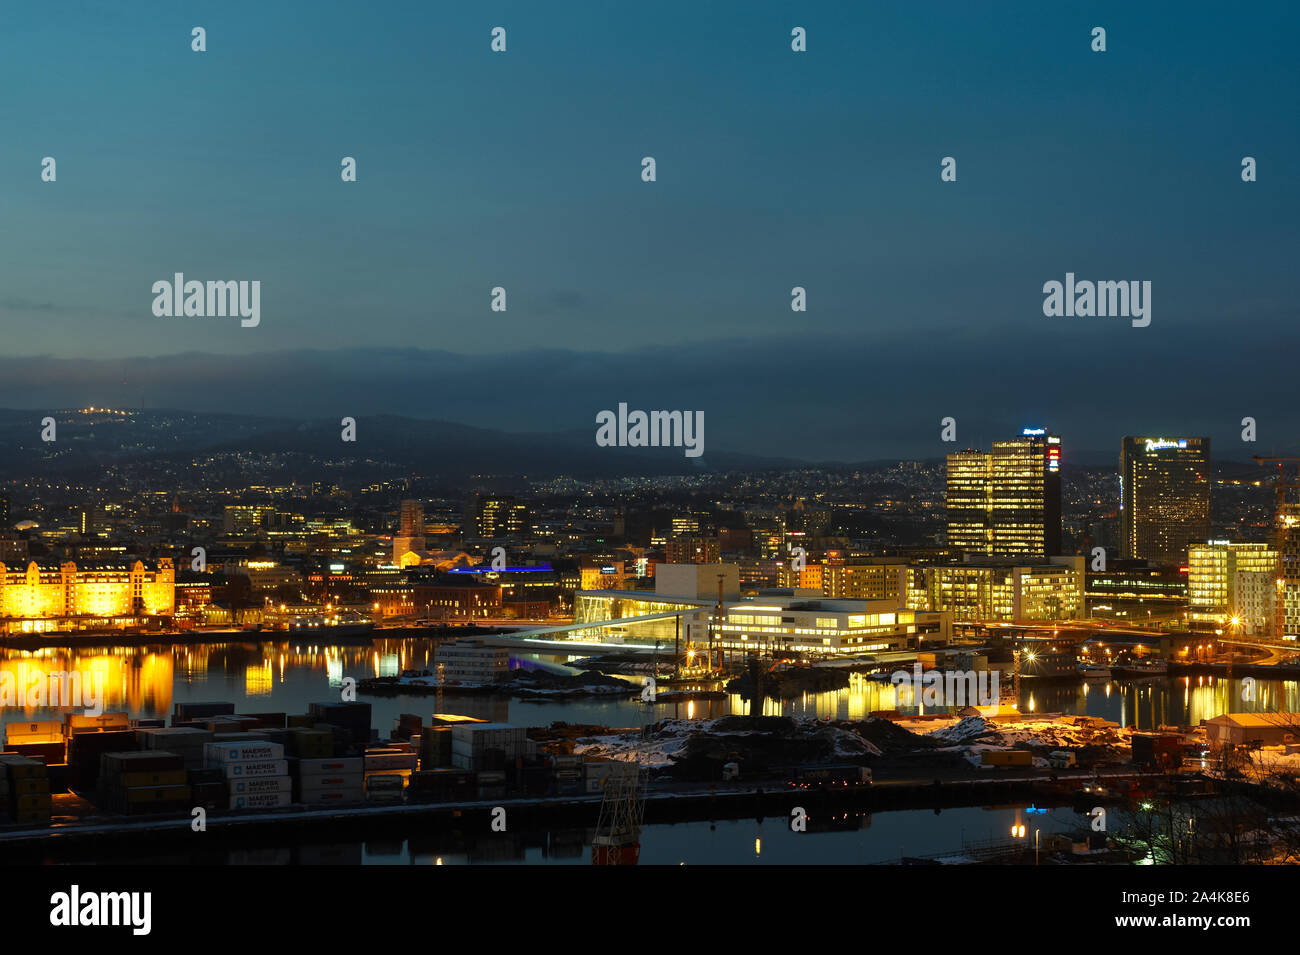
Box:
[571, 716, 882, 768]
[900, 714, 1132, 767]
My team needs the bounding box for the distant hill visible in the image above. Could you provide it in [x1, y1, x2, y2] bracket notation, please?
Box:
[0, 409, 802, 481]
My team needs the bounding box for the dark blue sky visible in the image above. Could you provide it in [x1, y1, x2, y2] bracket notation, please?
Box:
[2, 1, 1296, 461]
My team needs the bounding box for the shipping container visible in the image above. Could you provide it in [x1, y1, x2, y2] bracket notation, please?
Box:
[296, 787, 365, 806]
[364, 753, 418, 771]
[123, 784, 191, 804]
[981, 749, 1033, 767]
[286, 728, 333, 758]
[291, 756, 364, 777]
[65, 713, 130, 735]
[8, 741, 64, 765]
[205, 741, 286, 763]
[292, 774, 358, 795]
[237, 712, 287, 729]
[11, 778, 50, 797]
[229, 776, 292, 795]
[221, 759, 289, 779]
[172, 702, 236, 723]
[115, 770, 187, 789]
[0, 755, 48, 780]
[101, 751, 184, 775]
[4, 720, 63, 745]
[230, 791, 292, 810]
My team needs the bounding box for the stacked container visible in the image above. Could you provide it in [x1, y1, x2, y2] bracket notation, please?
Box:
[99, 751, 190, 815]
[137, 727, 213, 771]
[290, 756, 364, 806]
[307, 702, 372, 755]
[206, 739, 290, 810]
[449, 723, 530, 771]
[419, 726, 453, 769]
[0, 754, 51, 825]
[66, 727, 136, 792]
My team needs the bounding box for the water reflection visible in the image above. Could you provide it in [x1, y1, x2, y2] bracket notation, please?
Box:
[0, 640, 1297, 736]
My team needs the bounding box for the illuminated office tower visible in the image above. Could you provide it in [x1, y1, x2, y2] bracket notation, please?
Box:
[946, 429, 1061, 560]
[1119, 437, 1210, 565]
[989, 431, 1061, 559]
[1187, 541, 1275, 632]
[946, 450, 991, 553]
[467, 495, 529, 539]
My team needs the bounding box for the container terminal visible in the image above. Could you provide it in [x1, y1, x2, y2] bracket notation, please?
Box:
[3, 697, 1298, 864]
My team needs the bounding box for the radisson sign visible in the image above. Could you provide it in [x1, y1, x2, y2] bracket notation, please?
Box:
[1144, 438, 1188, 452]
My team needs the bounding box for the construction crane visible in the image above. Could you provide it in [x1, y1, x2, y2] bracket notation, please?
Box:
[1251, 455, 1300, 641]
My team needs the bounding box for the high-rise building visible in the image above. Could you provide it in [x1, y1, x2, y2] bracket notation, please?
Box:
[394, 499, 427, 565]
[0, 493, 9, 530]
[467, 496, 529, 539]
[665, 536, 720, 564]
[1120, 437, 1210, 565]
[945, 429, 1062, 560]
[1187, 541, 1275, 632]
[945, 450, 990, 553]
[1279, 502, 1300, 639]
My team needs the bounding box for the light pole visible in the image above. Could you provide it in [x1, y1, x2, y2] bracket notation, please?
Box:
[1035, 828, 1040, 866]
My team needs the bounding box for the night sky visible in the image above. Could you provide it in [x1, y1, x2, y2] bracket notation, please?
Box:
[1, 1, 1296, 461]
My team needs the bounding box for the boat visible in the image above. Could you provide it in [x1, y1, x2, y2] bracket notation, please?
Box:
[1112, 659, 1168, 679]
[1076, 663, 1112, 680]
[285, 619, 375, 638]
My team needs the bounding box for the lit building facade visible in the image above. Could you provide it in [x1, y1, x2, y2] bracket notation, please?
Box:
[907, 557, 1085, 623]
[1187, 541, 1275, 632]
[945, 429, 1062, 560]
[1086, 562, 1187, 623]
[393, 498, 426, 565]
[467, 496, 529, 539]
[693, 596, 949, 655]
[434, 641, 510, 683]
[1119, 437, 1211, 565]
[0, 559, 175, 632]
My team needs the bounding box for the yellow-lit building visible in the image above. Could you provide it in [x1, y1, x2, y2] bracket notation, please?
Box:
[946, 431, 1062, 560]
[1187, 541, 1275, 632]
[0, 559, 175, 632]
[908, 557, 1084, 623]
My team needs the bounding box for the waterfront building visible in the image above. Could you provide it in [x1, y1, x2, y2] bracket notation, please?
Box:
[1187, 541, 1275, 633]
[571, 563, 946, 653]
[434, 640, 510, 683]
[0, 559, 175, 633]
[1086, 561, 1187, 623]
[907, 557, 1085, 623]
